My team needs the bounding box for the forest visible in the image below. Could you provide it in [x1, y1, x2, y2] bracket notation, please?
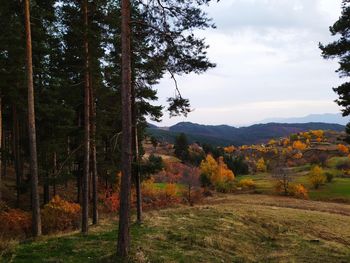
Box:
[1, 0, 350, 262]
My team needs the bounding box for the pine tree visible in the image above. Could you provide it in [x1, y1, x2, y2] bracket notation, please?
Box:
[24, 0, 42, 237]
[320, 0, 350, 140]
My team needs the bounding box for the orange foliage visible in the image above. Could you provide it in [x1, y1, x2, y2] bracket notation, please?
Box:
[0, 209, 31, 238]
[293, 140, 307, 151]
[293, 152, 303, 159]
[165, 183, 177, 200]
[289, 184, 308, 199]
[338, 144, 349, 154]
[200, 155, 235, 189]
[41, 195, 81, 234]
[99, 190, 120, 213]
[224, 145, 235, 154]
[311, 130, 324, 138]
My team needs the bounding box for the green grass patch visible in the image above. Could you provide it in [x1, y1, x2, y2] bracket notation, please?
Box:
[326, 156, 350, 169]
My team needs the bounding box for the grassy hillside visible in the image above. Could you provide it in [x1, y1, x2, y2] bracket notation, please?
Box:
[3, 195, 350, 262]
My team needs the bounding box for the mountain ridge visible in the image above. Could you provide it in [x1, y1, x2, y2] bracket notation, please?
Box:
[147, 121, 345, 146]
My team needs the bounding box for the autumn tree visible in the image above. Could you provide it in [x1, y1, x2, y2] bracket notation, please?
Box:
[200, 154, 234, 190]
[179, 166, 200, 205]
[308, 166, 326, 189]
[256, 158, 267, 173]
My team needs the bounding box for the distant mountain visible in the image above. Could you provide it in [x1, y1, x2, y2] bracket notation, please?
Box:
[147, 122, 345, 146]
[260, 113, 348, 125]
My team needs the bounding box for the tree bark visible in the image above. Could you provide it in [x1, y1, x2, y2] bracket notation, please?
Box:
[53, 152, 57, 196]
[82, 0, 90, 235]
[89, 73, 98, 225]
[12, 105, 21, 207]
[24, 0, 42, 237]
[117, 0, 132, 258]
[131, 89, 142, 224]
[0, 96, 2, 201]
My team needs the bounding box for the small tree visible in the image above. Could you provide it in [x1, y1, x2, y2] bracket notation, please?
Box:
[308, 166, 326, 189]
[174, 133, 189, 161]
[256, 158, 267, 173]
[180, 166, 200, 205]
[150, 136, 158, 151]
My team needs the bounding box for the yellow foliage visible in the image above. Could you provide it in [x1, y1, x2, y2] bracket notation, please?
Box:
[200, 154, 219, 181]
[200, 155, 234, 188]
[293, 140, 307, 151]
[268, 139, 276, 145]
[238, 179, 255, 189]
[256, 158, 267, 172]
[308, 166, 326, 189]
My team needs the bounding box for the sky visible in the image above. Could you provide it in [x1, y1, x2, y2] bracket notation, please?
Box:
[149, 0, 344, 127]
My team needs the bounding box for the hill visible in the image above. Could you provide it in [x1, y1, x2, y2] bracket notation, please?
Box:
[5, 194, 350, 262]
[260, 113, 348, 125]
[147, 122, 345, 146]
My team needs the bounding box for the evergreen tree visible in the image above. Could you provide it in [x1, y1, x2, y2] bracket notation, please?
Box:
[320, 0, 350, 140]
[174, 133, 190, 161]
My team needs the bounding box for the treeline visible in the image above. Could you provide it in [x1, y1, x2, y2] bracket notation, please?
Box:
[0, 0, 217, 258]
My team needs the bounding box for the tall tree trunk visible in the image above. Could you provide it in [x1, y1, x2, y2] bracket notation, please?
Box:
[131, 88, 142, 224]
[90, 80, 98, 225]
[53, 152, 57, 196]
[24, 0, 42, 237]
[134, 125, 142, 224]
[12, 105, 21, 207]
[81, 0, 90, 235]
[0, 96, 2, 201]
[117, 0, 132, 258]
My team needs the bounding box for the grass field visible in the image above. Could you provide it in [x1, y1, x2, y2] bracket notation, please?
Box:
[2, 194, 350, 262]
[238, 170, 350, 202]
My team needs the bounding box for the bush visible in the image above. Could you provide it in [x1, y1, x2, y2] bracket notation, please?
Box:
[308, 166, 326, 189]
[238, 179, 256, 189]
[289, 184, 308, 199]
[325, 172, 334, 183]
[41, 196, 81, 234]
[164, 183, 177, 200]
[99, 190, 120, 213]
[214, 181, 235, 193]
[0, 209, 31, 238]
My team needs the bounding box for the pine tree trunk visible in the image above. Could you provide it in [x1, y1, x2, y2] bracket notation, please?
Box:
[117, 0, 132, 258]
[90, 81, 98, 225]
[132, 88, 142, 224]
[0, 96, 2, 201]
[12, 105, 21, 207]
[24, 0, 42, 237]
[134, 126, 142, 223]
[53, 152, 57, 196]
[82, 0, 90, 235]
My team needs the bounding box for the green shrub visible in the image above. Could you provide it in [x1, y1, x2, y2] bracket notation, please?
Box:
[325, 172, 334, 183]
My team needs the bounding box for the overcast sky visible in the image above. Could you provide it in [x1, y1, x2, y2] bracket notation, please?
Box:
[149, 0, 343, 127]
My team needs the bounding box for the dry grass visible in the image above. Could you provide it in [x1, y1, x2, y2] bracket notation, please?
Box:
[3, 194, 350, 262]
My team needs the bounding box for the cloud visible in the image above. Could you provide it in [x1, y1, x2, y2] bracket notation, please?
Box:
[152, 0, 343, 126]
